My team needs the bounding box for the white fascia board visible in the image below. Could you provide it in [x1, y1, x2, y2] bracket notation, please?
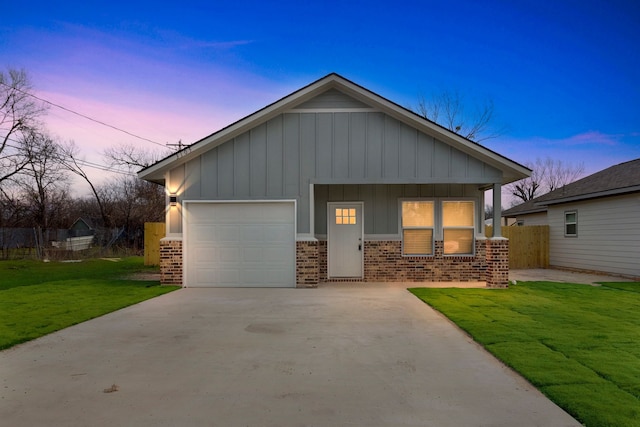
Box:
[542, 186, 640, 205]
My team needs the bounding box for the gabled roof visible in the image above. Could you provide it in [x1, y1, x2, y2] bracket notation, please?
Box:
[138, 73, 531, 185]
[502, 196, 548, 217]
[69, 217, 95, 230]
[535, 158, 640, 205]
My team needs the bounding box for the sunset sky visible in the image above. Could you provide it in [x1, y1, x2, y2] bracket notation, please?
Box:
[2, 0, 639, 199]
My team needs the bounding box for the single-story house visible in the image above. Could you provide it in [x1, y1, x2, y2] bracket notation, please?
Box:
[68, 217, 95, 238]
[51, 217, 95, 251]
[505, 159, 640, 278]
[529, 158, 640, 279]
[502, 197, 548, 226]
[138, 73, 531, 288]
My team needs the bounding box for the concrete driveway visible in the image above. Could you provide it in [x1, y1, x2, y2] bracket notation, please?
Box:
[1, 287, 580, 427]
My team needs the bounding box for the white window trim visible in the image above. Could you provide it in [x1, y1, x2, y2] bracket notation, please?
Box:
[399, 198, 477, 257]
[399, 199, 435, 256]
[442, 200, 476, 256]
[564, 210, 578, 237]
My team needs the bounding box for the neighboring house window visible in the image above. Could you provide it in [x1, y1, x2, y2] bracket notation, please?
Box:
[401, 201, 434, 255]
[565, 211, 577, 236]
[442, 201, 475, 255]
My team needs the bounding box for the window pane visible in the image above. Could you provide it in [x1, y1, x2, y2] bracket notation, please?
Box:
[349, 216, 356, 225]
[565, 212, 576, 223]
[336, 208, 342, 217]
[443, 201, 474, 227]
[402, 201, 434, 227]
[336, 216, 343, 225]
[566, 224, 576, 235]
[349, 209, 355, 216]
[403, 229, 433, 255]
[444, 229, 474, 255]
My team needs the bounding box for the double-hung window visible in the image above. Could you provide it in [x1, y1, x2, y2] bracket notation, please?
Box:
[565, 211, 577, 236]
[401, 201, 434, 255]
[442, 201, 475, 255]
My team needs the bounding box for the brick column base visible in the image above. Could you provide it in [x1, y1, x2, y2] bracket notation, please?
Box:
[296, 240, 319, 287]
[159, 238, 183, 286]
[486, 238, 509, 288]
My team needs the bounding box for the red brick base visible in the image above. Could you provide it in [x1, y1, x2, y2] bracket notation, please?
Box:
[485, 238, 510, 288]
[159, 238, 182, 285]
[312, 238, 508, 287]
[296, 240, 319, 287]
[160, 237, 510, 288]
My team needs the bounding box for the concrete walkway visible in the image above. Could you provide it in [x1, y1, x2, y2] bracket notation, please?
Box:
[511, 268, 635, 285]
[0, 287, 581, 426]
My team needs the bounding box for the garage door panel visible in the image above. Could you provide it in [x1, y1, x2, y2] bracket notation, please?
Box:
[240, 226, 265, 241]
[214, 225, 241, 242]
[242, 247, 264, 262]
[191, 225, 217, 241]
[193, 247, 215, 263]
[242, 268, 285, 285]
[264, 225, 293, 241]
[263, 247, 292, 263]
[185, 202, 295, 287]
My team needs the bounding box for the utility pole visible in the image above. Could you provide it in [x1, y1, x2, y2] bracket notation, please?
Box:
[166, 139, 186, 151]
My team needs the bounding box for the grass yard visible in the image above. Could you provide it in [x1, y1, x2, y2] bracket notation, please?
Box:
[410, 282, 640, 427]
[0, 257, 178, 350]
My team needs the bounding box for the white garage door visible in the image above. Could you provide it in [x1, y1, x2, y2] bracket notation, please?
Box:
[185, 202, 295, 287]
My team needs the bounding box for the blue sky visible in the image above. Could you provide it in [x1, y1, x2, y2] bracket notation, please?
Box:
[2, 0, 639, 195]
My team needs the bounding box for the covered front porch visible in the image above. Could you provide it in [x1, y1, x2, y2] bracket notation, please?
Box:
[296, 182, 509, 288]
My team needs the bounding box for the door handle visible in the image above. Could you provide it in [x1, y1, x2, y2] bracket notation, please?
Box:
[358, 244, 362, 251]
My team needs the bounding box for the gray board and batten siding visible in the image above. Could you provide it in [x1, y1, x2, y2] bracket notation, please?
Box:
[168, 90, 503, 235]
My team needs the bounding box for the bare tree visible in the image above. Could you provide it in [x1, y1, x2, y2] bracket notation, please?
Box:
[415, 90, 501, 142]
[108, 175, 165, 248]
[16, 131, 70, 231]
[104, 143, 170, 171]
[59, 141, 113, 228]
[508, 157, 585, 203]
[0, 68, 47, 186]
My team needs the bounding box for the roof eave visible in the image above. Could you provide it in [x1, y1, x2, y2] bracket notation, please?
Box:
[503, 207, 548, 217]
[138, 73, 532, 185]
[542, 185, 640, 205]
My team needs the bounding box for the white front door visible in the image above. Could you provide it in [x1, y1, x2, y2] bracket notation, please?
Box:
[328, 202, 363, 278]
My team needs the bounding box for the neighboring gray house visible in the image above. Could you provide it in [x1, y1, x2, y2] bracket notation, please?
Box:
[502, 197, 548, 226]
[533, 158, 640, 279]
[138, 74, 530, 288]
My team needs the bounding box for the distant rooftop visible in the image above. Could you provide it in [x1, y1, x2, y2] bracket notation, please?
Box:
[535, 158, 640, 205]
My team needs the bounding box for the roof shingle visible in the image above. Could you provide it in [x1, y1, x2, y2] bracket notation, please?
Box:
[535, 158, 640, 205]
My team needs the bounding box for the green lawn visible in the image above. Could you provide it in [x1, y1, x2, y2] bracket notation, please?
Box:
[410, 282, 640, 427]
[0, 257, 178, 350]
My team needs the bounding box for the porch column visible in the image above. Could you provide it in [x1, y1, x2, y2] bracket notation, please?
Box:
[486, 182, 509, 287]
[492, 183, 502, 237]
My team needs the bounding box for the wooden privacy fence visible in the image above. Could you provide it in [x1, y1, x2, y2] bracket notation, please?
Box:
[144, 222, 165, 266]
[486, 225, 549, 269]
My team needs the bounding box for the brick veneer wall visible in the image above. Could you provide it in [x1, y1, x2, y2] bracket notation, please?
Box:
[485, 238, 509, 288]
[296, 240, 319, 287]
[363, 240, 487, 282]
[312, 238, 509, 287]
[160, 236, 510, 288]
[159, 239, 183, 285]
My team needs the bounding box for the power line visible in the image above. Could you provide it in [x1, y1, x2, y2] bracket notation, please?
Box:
[0, 80, 168, 148]
[2, 137, 136, 177]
